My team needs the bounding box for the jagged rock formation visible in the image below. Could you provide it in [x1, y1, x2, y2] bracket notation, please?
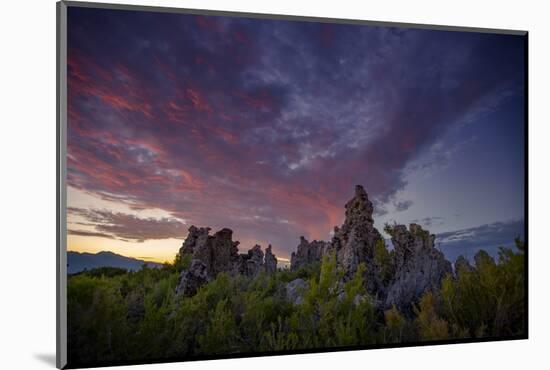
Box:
[178, 225, 237, 276]
[175, 225, 278, 295]
[175, 259, 209, 296]
[232, 244, 269, 277]
[245, 244, 264, 277]
[182, 227, 240, 276]
[286, 185, 454, 311]
[210, 228, 240, 276]
[290, 185, 384, 293]
[333, 186, 382, 273]
[384, 224, 452, 310]
[176, 185, 454, 310]
[290, 237, 328, 270]
[264, 245, 277, 273]
[179, 225, 209, 255]
[332, 185, 385, 293]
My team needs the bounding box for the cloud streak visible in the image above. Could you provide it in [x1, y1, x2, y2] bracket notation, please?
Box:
[69, 208, 187, 242]
[436, 219, 525, 262]
[68, 229, 116, 239]
[394, 200, 414, 212]
[412, 216, 445, 227]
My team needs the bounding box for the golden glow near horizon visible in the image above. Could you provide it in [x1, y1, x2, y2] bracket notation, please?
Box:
[67, 186, 292, 264]
[67, 234, 181, 264]
[67, 186, 183, 263]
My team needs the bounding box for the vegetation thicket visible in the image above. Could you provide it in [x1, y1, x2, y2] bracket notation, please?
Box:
[67, 239, 525, 365]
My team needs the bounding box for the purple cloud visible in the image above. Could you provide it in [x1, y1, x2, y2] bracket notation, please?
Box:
[66, 8, 525, 255]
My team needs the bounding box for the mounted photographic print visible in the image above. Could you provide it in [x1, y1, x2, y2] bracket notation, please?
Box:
[56, 1, 528, 368]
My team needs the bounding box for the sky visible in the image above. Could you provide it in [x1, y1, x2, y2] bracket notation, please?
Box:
[66, 7, 526, 264]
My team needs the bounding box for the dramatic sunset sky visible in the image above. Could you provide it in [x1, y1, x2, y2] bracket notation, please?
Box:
[66, 7, 525, 264]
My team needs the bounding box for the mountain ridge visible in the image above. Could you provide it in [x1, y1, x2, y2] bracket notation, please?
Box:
[67, 250, 163, 274]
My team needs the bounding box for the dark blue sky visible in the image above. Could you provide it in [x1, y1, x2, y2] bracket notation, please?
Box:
[66, 6, 526, 261]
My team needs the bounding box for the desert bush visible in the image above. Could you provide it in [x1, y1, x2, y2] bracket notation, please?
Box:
[67, 240, 525, 365]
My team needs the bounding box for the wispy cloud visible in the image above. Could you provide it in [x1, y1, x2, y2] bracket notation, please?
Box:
[394, 200, 414, 212]
[412, 216, 445, 227]
[436, 219, 525, 262]
[69, 208, 187, 242]
[68, 229, 116, 239]
[405, 136, 478, 177]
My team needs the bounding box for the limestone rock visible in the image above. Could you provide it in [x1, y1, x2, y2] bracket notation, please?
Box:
[232, 244, 276, 277]
[175, 185, 456, 310]
[264, 244, 278, 273]
[286, 278, 309, 305]
[289, 185, 386, 292]
[175, 259, 209, 297]
[332, 185, 384, 293]
[178, 225, 210, 257]
[209, 228, 240, 276]
[384, 223, 452, 311]
[178, 225, 239, 277]
[232, 254, 248, 276]
[246, 244, 264, 277]
[290, 237, 328, 270]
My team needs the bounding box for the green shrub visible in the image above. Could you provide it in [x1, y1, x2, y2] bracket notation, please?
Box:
[67, 239, 526, 363]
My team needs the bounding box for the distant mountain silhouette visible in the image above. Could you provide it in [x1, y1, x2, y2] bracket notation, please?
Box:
[67, 251, 162, 274]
